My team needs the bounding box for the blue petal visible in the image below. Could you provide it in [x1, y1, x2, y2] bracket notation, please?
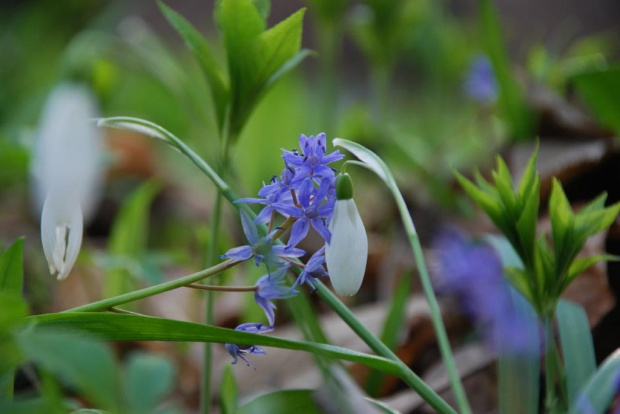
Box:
[221, 245, 253, 261]
[297, 178, 314, 207]
[311, 219, 331, 244]
[240, 210, 259, 245]
[288, 218, 310, 247]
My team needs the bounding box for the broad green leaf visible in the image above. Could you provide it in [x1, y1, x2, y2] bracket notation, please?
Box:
[14, 327, 119, 411]
[158, 1, 229, 132]
[569, 350, 620, 414]
[220, 366, 238, 414]
[486, 237, 540, 414]
[557, 300, 596, 408]
[0, 239, 24, 298]
[27, 313, 405, 378]
[573, 67, 620, 135]
[232, 9, 307, 135]
[479, 0, 534, 140]
[237, 390, 321, 414]
[0, 398, 56, 414]
[497, 289, 540, 414]
[105, 182, 160, 305]
[366, 274, 411, 397]
[125, 352, 176, 414]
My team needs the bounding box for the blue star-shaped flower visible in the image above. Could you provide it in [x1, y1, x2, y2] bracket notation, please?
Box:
[225, 323, 274, 367]
[221, 210, 305, 266]
[272, 177, 335, 247]
[291, 247, 328, 290]
[254, 265, 298, 326]
[281, 133, 343, 180]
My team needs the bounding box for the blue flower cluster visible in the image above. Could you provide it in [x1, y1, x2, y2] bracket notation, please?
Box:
[223, 133, 343, 366]
[464, 54, 497, 104]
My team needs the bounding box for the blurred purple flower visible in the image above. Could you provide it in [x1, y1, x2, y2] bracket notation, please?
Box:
[225, 323, 274, 367]
[434, 230, 538, 355]
[221, 210, 305, 266]
[464, 55, 498, 104]
[254, 265, 298, 326]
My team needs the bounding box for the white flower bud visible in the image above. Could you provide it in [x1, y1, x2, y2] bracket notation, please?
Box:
[325, 174, 368, 296]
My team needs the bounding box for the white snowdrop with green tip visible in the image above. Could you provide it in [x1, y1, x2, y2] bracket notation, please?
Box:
[325, 173, 368, 296]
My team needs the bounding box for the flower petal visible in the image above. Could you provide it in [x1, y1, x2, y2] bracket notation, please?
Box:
[288, 218, 310, 248]
[221, 245, 253, 261]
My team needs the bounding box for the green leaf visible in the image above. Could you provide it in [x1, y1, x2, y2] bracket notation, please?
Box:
[158, 1, 230, 132]
[252, 0, 270, 20]
[14, 327, 119, 411]
[237, 390, 321, 414]
[516, 176, 540, 265]
[569, 350, 620, 414]
[364, 397, 401, 414]
[563, 254, 620, 292]
[517, 145, 539, 202]
[0, 398, 56, 414]
[366, 274, 411, 397]
[105, 182, 160, 305]
[492, 157, 518, 217]
[497, 290, 541, 414]
[220, 366, 238, 414]
[231, 9, 307, 135]
[125, 352, 176, 414]
[549, 179, 574, 271]
[556, 300, 596, 408]
[479, 0, 534, 140]
[27, 313, 406, 379]
[0, 239, 24, 298]
[573, 67, 620, 135]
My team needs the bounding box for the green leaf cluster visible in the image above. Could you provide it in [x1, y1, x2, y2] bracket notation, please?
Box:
[456, 149, 620, 317]
[159, 0, 310, 139]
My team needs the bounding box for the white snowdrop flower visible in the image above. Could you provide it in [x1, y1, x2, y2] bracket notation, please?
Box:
[325, 173, 368, 296]
[31, 83, 104, 280]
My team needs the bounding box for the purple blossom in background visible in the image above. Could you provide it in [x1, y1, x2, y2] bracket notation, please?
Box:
[433, 229, 538, 355]
[464, 54, 498, 104]
[254, 265, 299, 326]
[291, 246, 328, 290]
[225, 323, 274, 367]
[220, 210, 305, 266]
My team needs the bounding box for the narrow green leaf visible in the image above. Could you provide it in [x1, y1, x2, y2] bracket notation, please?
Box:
[0, 398, 55, 414]
[237, 390, 321, 414]
[27, 313, 406, 378]
[516, 176, 540, 266]
[549, 179, 574, 272]
[158, 1, 230, 131]
[455, 171, 508, 235]
[517, 145, 539, 202]
[14, 327, 119, 411]
[264, 49, 314, 91]
[569, 350, 620, 414]
[557, 300, 596, 408]
[479, 0, 534, 139]
[125, 352, 176, 414]
[492, 157, 518, 217]
[364, 397, 401, 414]
[220, 366, 238, 414]
[563, 254, 620, 291]
[573, 67, 620, 135]
[575, 201, 620, 237]
[366, 275, 411, 397]
[0, 239, 24, 298]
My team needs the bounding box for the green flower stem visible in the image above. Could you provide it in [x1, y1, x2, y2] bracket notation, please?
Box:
[544, 317, 566, 413]
[313, 280, 456, 414]
[64, 259, 241, 313]
[186, 284, 257, 292]
[343, 155, 471, 414]
[202, 129, 234, 414]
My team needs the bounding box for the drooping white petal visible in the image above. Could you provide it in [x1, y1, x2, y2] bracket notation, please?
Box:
[33, 83, 101, 280]
[325, 199, 368, 296]
[31, 83, 104, 222]
[41, 194, 84, 281]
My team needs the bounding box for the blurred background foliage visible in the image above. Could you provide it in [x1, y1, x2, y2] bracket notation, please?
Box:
[0, 0, 619, 412]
